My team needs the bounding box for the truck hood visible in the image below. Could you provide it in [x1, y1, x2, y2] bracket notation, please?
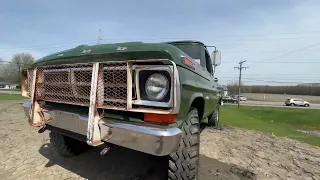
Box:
[32, 42, 186, 67]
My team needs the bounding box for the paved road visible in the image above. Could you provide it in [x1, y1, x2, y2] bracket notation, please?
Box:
[227, 100, 320, 109]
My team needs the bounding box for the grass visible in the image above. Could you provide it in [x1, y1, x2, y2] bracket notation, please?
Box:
[0, 93, 28, 100]
[220, 105, 320, 147]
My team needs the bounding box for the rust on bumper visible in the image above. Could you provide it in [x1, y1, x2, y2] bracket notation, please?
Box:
[22, 102, 182, 156]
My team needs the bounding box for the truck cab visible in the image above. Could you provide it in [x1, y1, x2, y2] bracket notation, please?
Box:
[169, 41, 221, 120]
[21, 40, 221, 180]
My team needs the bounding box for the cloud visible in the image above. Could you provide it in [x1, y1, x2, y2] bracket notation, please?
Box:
[1, 0, 320, 85]
[0, 44, 47, 61]
[211, 1, 320, 85]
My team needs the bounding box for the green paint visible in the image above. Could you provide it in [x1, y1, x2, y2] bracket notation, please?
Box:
[32, 40, 221, 127]
[33, 42, 185, 67]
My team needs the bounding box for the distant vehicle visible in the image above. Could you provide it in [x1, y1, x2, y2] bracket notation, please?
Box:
[234, 95, 247, 101]
[222, 96, 238, 103]
[285, 98, 310, 107]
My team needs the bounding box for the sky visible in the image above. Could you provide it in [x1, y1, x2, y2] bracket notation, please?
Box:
[1, 0, 320, 85]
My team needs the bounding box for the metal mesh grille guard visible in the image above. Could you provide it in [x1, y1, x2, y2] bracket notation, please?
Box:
[31, 62, 128, 109]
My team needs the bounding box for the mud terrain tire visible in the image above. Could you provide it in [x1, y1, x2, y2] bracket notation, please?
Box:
[49, 131, 90, 157]
[208, 105, 220, 127]
[168, 108, 200, 180]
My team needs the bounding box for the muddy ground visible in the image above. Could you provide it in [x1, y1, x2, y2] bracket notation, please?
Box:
[0, 101, 319, 180]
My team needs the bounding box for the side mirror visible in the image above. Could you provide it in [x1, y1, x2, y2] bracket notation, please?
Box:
[211, 50, 221, 66]
[214, 77, 218, 82]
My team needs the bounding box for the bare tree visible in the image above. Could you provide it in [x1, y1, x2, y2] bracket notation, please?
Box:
[11, 53, 35, 72]
[0, 58, 6, 82]
[0, 53, 35, 84]
[227, 80, 244, 94]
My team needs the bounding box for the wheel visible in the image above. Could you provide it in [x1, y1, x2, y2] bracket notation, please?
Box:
[208, 105, 220, 127]
[305, 104, 310, 107]
[168, 108, 200, 180]
[290, 103, 295, 106]
[49, 131, 91, 157]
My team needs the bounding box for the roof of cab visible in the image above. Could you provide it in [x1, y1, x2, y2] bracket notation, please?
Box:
[165, 40, 205, 45]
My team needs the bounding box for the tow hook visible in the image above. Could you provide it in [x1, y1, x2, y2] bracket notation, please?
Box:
[38, 126, 47, 133]
[100, 144, 111, 156]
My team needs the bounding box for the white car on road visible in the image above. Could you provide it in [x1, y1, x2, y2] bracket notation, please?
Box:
[285, 98, 310, 107]
[234, 95, 247, 101]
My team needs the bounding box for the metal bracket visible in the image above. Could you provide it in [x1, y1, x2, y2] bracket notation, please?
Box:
[28, 68, 45, 127]
[86, 63, 103, 146]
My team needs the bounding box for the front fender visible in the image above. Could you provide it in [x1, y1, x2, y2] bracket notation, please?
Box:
[174, 92, 205, 128]
[188, 93, 204, 109]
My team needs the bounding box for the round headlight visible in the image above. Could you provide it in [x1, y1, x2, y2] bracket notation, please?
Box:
[145, 73, 169, 101]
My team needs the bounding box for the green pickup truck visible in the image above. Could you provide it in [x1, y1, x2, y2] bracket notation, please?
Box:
[21, 40, 222, 179]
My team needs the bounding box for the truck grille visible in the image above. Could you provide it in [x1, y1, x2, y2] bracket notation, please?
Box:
[97, 62, 127, 109]
[35, 64, 93, 106]
[33, 62, 128, 109]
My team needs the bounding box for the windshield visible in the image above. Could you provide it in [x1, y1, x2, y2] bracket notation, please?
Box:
[171, 43, 202, 60]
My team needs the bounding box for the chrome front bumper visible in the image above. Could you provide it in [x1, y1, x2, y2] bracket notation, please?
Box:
[22, 102, 182, 156]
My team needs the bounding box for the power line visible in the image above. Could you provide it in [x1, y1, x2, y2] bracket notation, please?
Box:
[224, 49, 320, 53]
[2, 30, 320, 51]
[233, 60, 249, 107]
[251, 42, 320, 64]
[214, 30, 320, 38]
[224, 61, 320, 64]
[0, 40, 97, 51]
[213, 36, 320, 43]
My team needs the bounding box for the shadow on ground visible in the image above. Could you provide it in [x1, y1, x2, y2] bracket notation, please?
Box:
[199, 155, 256, 180]
[39, 142, 255, 180]
[39, 143, 167, 180]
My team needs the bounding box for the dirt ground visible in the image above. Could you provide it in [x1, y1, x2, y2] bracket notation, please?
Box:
[243, 93, 320, 104]
[0, 101, 319, 180]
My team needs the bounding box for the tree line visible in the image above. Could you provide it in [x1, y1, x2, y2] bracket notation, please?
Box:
[227, 84, 320, 96]
[0, 53, 35, 85]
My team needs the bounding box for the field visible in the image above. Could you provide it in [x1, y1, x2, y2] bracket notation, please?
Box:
[243, 93, 320, 103]
[0, 93, 27, 100]
[220, 105, 320, 147]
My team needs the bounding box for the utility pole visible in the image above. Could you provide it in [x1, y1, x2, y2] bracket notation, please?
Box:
[234, 60, 249, 107]
[98, 29, 102, 45]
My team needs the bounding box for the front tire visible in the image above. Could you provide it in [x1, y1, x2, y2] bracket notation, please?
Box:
[168, 108, 200, 180]
[208, 105, 220, 127]
[49, 131, 90, 157]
